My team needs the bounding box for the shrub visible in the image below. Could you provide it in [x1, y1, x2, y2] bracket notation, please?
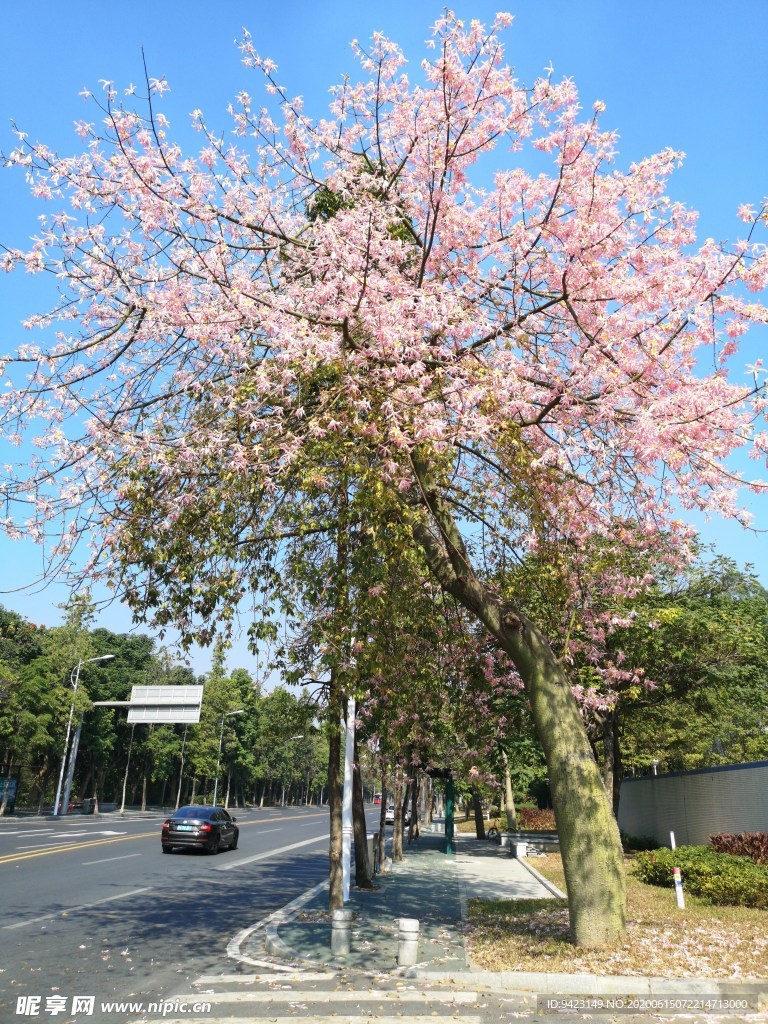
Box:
[710, 832, 768, 866]
[517, 806, 556, 830]
[633, 845, 768, 909]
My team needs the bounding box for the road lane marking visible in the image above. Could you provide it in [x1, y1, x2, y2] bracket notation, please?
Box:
[17, 831, 129, 849]
[17, 840, 91, 849]
[169, 990, 481, 1004]
[0, 829, 54, 836]
[227, 877, 329, 969]
[238, 811, 326, 826]
[215, 833, 330, 871]
[0, 831, 157, 865]
[2, 886, 153, 929]
[81, 852, 143, 866]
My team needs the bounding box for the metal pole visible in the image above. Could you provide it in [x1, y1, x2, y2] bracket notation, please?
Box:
[120, 724, 135, 815]
[54, 655, 115, 817]
[213, 715, 226, 806]
[175, 724, 188, 810]
[53, 661, 82, 816]
[341, 695, 355, 902]
[61, 714, 84, 816]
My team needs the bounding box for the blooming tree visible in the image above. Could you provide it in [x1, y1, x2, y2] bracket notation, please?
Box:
[1, 13, 766, 945]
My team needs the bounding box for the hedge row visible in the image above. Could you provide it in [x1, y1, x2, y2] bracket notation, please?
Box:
[709, 832, 768, 866]
[633, 845, 768, 909]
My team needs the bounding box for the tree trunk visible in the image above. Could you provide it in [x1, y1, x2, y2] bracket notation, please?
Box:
[609, 709, 623, 819]
[602, 710, 615, 805]
[401, 777, 412, 842]
[408, 774, 421, 842]
[472, 786, 486, 839]
[425, 777, 433, 827]
[411, 458, 626, 948]
[0, 757, 13, 815]
[352, 737, 373, 887]
[377, 772, 388, 870]
[391, 770, 404, 862]
[502, 751, 517, 831]
[80, 767, 93, 804]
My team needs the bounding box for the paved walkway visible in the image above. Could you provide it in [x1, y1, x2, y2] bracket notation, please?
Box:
[237, 828, 562, 975]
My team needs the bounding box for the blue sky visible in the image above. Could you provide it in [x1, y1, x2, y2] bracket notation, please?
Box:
[1, 1, 766, 675]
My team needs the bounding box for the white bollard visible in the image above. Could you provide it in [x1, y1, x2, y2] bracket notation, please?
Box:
[331, 908, 354, 956]
[397, 917, 420, 966]
[513, 841, 528, 858]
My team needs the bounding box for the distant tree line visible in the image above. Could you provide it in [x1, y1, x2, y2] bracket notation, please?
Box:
[0, 599, 328, 813]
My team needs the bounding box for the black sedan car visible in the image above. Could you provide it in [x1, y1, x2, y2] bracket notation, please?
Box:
[161, 805, 239, 854]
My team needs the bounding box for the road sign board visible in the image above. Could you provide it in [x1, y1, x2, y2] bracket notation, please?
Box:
[126, 685, 203, 724]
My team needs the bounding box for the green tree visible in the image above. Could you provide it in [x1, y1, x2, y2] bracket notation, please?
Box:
[607, 559, 768, 790]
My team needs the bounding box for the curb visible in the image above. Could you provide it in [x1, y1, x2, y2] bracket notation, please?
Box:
[228, 878, 332, 971]
[515, 855, 567, 898]
[403, 969, 768, 998]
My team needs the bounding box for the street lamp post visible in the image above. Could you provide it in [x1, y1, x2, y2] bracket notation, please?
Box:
[213, 710, 244, 806]
[342, 696, 355, 901]
[54, 654, 115, 816]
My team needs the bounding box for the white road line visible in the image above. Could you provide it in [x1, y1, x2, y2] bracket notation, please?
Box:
[81, 853, 143, 866]
[216, 833, 329, 872]
[0, 829, 54, 836]
[16, 839, 92, 849]
[17, 829, 128, 849]
[226, 878, 329, 970]
[194, 972, 337, 983]
[166, 990, 481, 1004]
[2, 886, 153, 930]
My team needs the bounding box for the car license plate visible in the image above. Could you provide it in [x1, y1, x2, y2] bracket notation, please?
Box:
[175, 824, 194, 831]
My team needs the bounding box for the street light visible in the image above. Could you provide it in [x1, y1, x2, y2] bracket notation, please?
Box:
[54, 654, 115, 816]
[213, 710, 244, 806]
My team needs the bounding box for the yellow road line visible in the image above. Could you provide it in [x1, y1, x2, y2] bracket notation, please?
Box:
[0, 831, 157, 865]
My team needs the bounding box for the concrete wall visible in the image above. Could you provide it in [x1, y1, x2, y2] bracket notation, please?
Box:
[618, 760, 768, 846]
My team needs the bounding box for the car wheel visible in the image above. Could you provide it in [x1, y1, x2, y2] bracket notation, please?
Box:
[162, 845, 173, 854]
[229, 828, 239, 851]
[208, 834, 221, 855]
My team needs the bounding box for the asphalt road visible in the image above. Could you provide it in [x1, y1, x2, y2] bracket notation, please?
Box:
[0, 806, 332, 1022]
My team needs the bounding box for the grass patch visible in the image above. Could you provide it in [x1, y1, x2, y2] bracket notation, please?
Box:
[466, 853, 768, 978]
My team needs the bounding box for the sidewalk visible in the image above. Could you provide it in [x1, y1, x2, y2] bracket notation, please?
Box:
[240, 828, 562, 976]
[237, 828, 768, 1005]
